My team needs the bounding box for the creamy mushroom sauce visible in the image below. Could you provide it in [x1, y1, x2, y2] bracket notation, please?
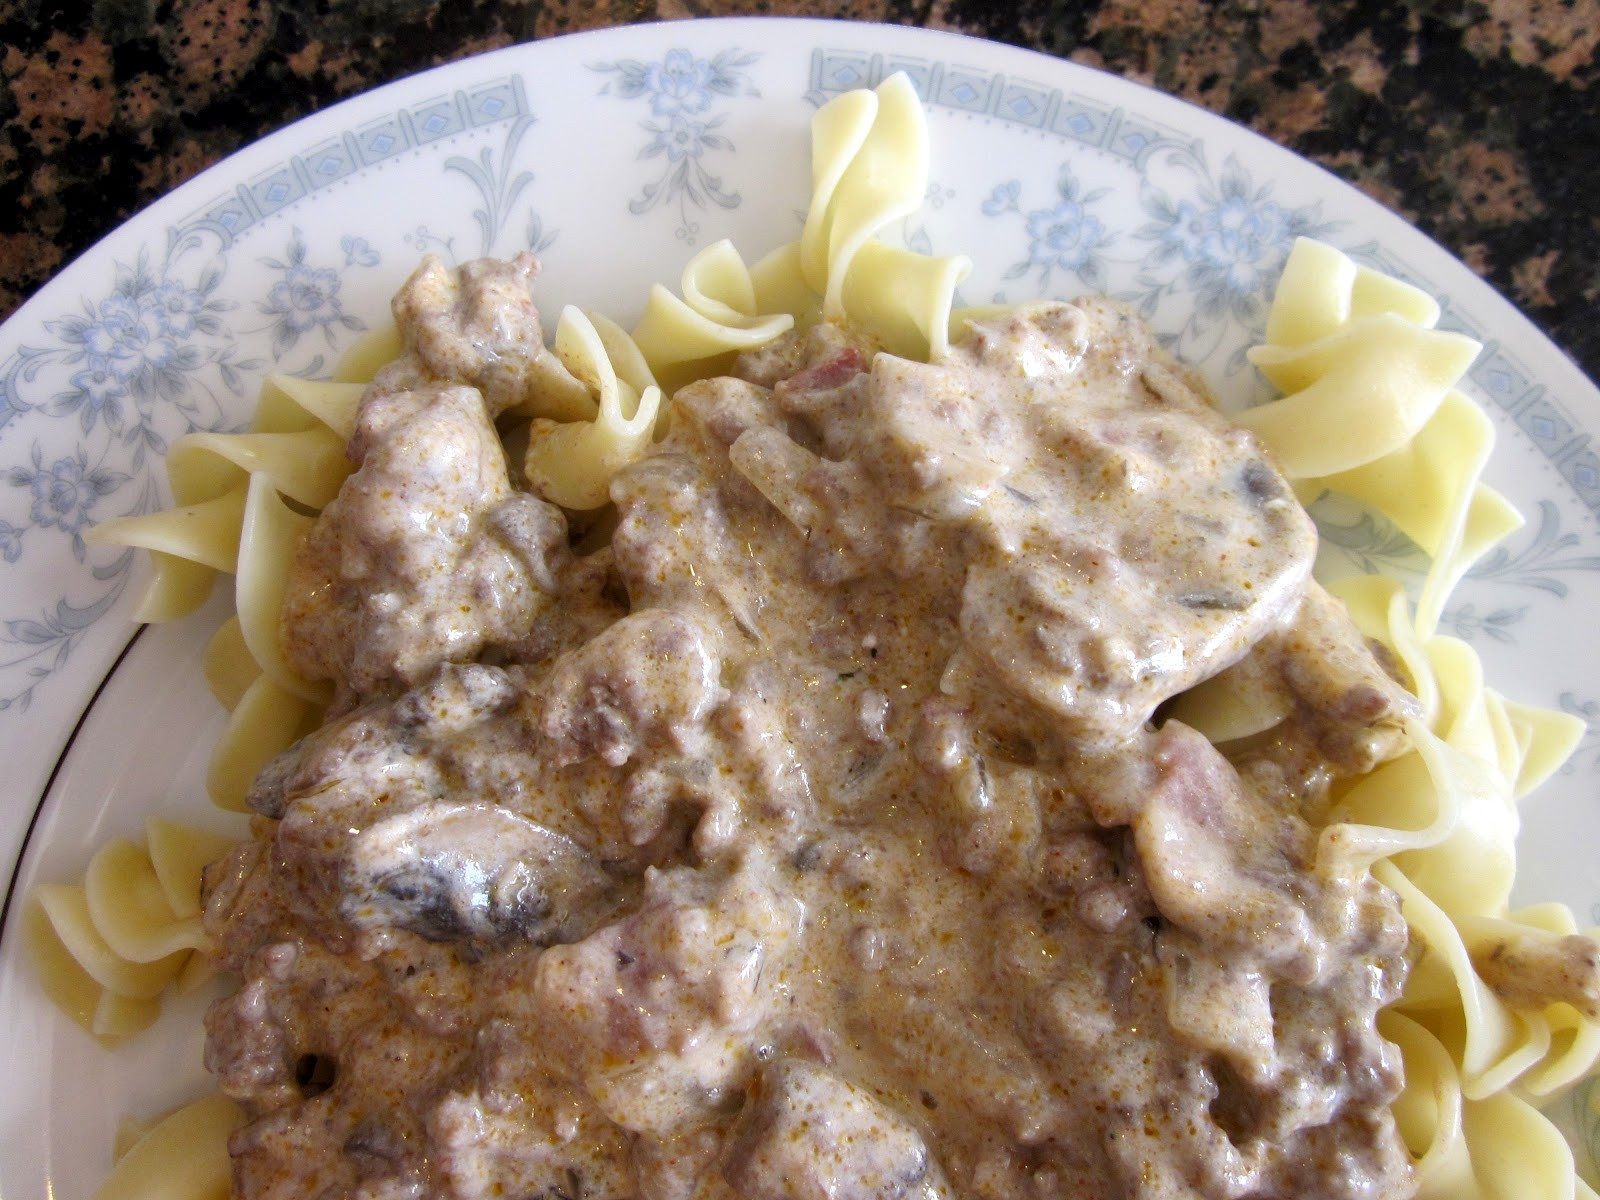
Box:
[202, 256, 1425, 1200]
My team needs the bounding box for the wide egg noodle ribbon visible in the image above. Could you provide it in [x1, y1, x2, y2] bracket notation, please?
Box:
[200, 613, 320, 814]
[1324, 581, 1512, 918]
[810, 71, 933, 322]
[84, 838, 208, 964]
[1240, 312, 1482, 479]
[841, 238, 971, 363]
[1319, 725, 1478, 877]
[166, 429, 348, 512]
[1159, 646, 1296, 745]
[1331, 574, 1442, 722]
[254, 373, 366, 442]
[757, 71, 972, 361]
[798, 83, 882, 301]
[207, 670, 321, 813]
[1311, 390, 1520, 638]
[22, 818, 230, 1044]
[201, 615, 259, 712]
[1500, 695, 1586, 800]
[1324, 529, 1597, 1196]
[1381, 1008, 1472, 1197]
[330, 321, 402, 385]
[1250, 240, 1531, 652]
[85, 372, 363, 622]
[144, 817, 236, 921]
[1459, 1089, 1594, 1200]
[1326, 573, 1584, 919]
[1248, 236, 1479, 481]
[1391, 998, 1595, 1200]
[524, 306, 664, 510]
[1377, 860, 1529, 1097]
[235, 471, 329, 706]
[1265, 237, 1441, 349]
[1455, 905, 1600, 1097]
[750, 240, 823, 333]
[92, 1093, 244, 1200]
[634, 71, 971, 377]
[1306, 397, 1593, 1192]
[806, 72, 971, 358]
[24, 889, 166, 1041]
[630, 239, 797, 393]
[502, 337, 607, 425]
[85, 374, 360, 808]
[87, 486, 250, 621]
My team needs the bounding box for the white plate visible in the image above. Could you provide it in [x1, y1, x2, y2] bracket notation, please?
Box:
[3, 18, 1599, 1196]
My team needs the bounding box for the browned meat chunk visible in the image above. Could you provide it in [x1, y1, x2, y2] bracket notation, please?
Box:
[540, 607, 726, 768]
[248, 663, 515, 819]
[281, 384, 566, 696]
[1117, 721, 1320, 973]
[532, 860, 798, 1134]
[386, 252, 590, 417]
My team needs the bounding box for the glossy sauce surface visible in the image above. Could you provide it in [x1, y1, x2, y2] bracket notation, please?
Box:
[204, 259, 1420, 1200]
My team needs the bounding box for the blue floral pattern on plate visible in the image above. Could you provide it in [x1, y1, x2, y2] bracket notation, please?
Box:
[593, 48, 762, 244]
[983, 168, 1114, 292]
[256, 231, 367, 361]
[0, 225, 374, 713]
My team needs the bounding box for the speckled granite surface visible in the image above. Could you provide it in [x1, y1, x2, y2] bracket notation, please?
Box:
[1, 0, 1596, 381]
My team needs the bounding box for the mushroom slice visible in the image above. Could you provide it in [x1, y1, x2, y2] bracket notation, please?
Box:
[341, 802, 609, 946]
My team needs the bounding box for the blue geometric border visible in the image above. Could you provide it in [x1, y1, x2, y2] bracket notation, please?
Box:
[172, 75, 533, 250]
[805, 48, 1200, 169]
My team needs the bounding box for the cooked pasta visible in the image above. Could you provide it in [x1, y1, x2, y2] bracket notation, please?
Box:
[85, 373, 364, 624]
[764, 70, 972, 359]
[1248, 239, 1595, 1199]
[39, 72, 1600, 1200]
[630, 239, 796, 391]
[95, 1093, 245, 1200]
[524, 307, 664, 510]
[24, 818, 234, 1043]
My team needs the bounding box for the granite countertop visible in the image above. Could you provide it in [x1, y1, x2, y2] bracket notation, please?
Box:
[1, 0, 1596, 383]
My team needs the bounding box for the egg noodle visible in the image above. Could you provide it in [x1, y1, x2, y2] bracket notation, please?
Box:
[25, 72, 1596, 1200]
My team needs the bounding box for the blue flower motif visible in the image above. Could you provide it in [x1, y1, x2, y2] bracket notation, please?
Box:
[1187, 195, 1293, 299]
[595, 47, 759, 244]
[258, 231, 363, 357]
[646, 49, 714, 117]
[83, 292, 180, 383]
[30, 455, 102, 535]
[58, 363, 126, 435]
[0, 521, 22, 564]
[149, 280, 209, 339]
[982, 181, 1021, 217]
[1139, 157, 1323, 324]
[341, 235, 380, 269]
[994, 166, 1113, 290]
[265, 263, 342, 335]
[29, 253, 239, 472]
[8, 446, 126, 559]
[1026, 200, 1107, 276]
[646, 116, 713, 163]
[1160, 199, 1209, 262]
